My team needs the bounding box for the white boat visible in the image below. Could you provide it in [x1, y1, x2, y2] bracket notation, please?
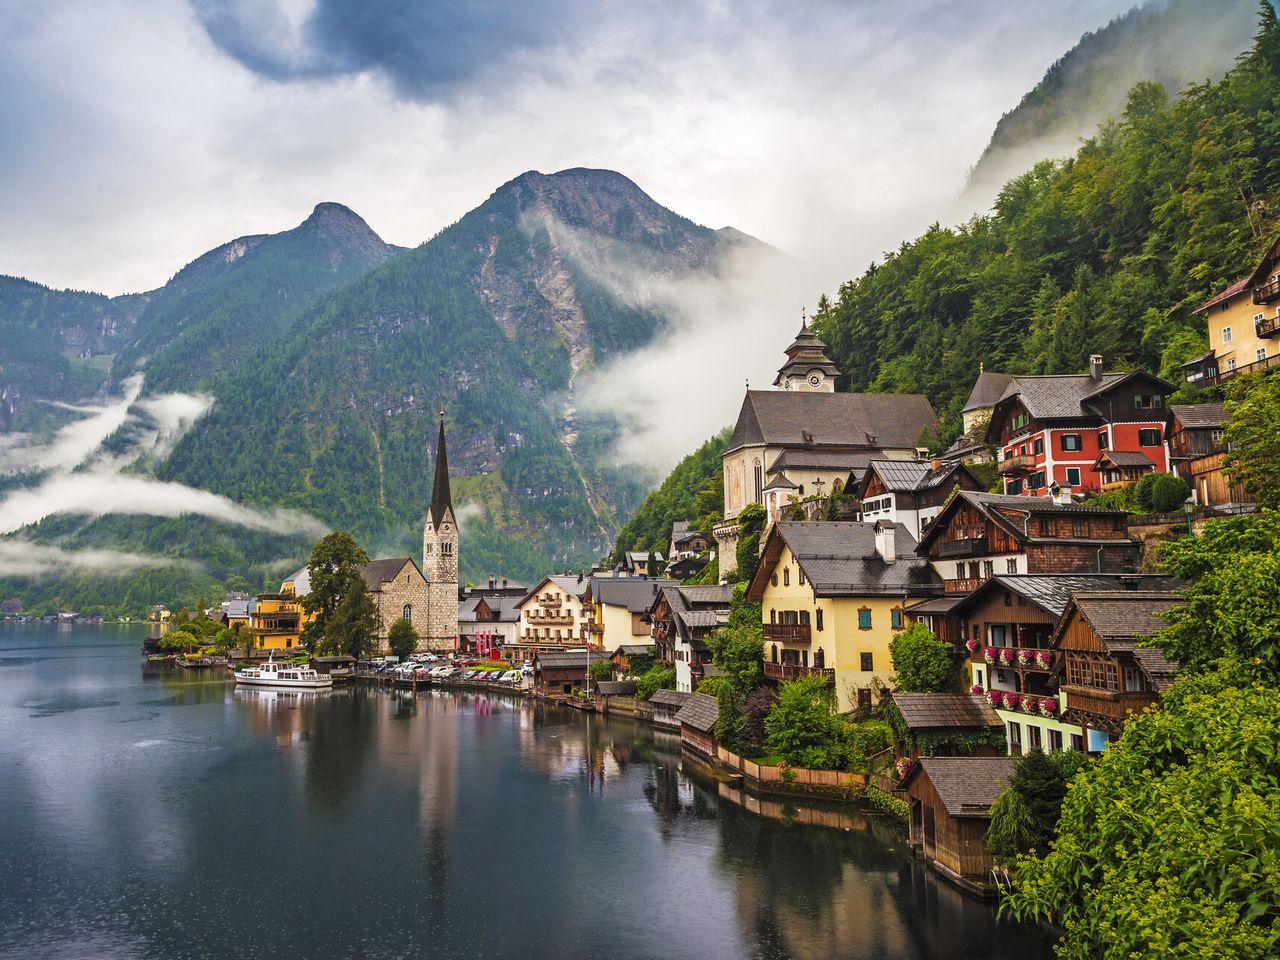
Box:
[234, 659, 333, 689]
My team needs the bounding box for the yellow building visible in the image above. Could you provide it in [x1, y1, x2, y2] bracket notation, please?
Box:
[747, 520, 944, 713]
[1184, 236, 1280, 386]
[586, 577, 673, 651]
[248, 566, 314, 652]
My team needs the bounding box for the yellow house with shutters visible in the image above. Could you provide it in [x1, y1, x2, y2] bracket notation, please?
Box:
[1184, 235, 1280, 386]
[747, 520, 944, 713]
[248, 565, 314, 652]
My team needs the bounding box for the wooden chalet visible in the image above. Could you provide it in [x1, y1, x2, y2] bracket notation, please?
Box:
[532, 648, 609, 696]
[1051, 591, 1181, 750]
[674, 692, 719, 757]
[890, 693, 1005, 763]
[857, 457, 985, 539]
[1091, 450, 1155, 492]
[915, 491, 1140, 594]
[901, 756, 1016, 896]
[1166, 403, 1254, 509]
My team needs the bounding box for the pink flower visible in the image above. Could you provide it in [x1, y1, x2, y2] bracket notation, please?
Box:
[986, 689, 1002, 706]
[1039, 697, 1058, 716]
[1002, 692, 1021, 710]
[966, 638, 979, 653]
[1016, 648, 1032, 666]
[1035, 650, 1051, 668]
[999, 648, 1015, 665]
[971, 683, 985, 695]
[983, 646, 997, 663]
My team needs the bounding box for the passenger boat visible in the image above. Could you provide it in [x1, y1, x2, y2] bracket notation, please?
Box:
[233, 658, 333, 689]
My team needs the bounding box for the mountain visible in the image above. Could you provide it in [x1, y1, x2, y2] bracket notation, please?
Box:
[960, 0, 1258, 214]
[156, 168, 753, 584]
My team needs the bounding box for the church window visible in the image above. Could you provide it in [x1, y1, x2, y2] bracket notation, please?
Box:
[426, 544, 434, 555]
[753, 460, 763, 502]
[783, 568, 790, 587]
[443, 542, 453, 555]
[403, 604, 412, 621]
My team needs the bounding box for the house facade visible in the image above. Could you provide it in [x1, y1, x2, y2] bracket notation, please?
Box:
[748, 520, 943, 712]
[649, 584, 733, 693]
[586, 577, 674, 650]
[1182, 236, 1280, 387]
[1166, 403, 1253, 509]
[986, 357, 1173, 497]
[857, 458, 985, 540]
[512, 575, 593, 660]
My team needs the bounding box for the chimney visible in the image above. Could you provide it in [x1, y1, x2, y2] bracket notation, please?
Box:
[1050, 482, 1072, 506]
[501, 576, 508, 588]
[1089, 354, 1104, 381]
[488, 575, 496, 589]
[873, 519, 896, 564]
[930, 457, 942, 472]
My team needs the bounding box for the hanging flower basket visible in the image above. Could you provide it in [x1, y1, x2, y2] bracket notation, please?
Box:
[1002, 692, 1022, 711]
[1016, 648, 1032, 666]
[894, 756, 912, 781]
[970, 683, 985, 695]
[999, 648, 1015, 666]
[986, 689, 1002, 707]
[983, 646, 997, 664]
[1038, 697, 1058, 717]
[966, 638, 979, 654]
[1035, 649, 1052, 668]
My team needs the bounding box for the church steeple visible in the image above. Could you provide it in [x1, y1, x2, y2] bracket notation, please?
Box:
[773, 309, 841, 392]
[428, 408, 452, 528]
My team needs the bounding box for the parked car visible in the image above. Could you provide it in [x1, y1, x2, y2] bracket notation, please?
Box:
[498, 670, 520, 684]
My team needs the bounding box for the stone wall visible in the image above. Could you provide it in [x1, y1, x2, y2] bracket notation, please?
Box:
[373, 573, 432, 653]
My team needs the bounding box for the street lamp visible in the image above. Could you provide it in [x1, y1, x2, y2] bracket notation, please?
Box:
[1183, 500, 1194, 537]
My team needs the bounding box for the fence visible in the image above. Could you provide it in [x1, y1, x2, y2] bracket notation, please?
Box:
[711, 744, 902, 795]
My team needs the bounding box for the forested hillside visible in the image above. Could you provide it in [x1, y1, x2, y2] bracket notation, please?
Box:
[962, 0, 1257, 210]
[815, 4, 1280, 442]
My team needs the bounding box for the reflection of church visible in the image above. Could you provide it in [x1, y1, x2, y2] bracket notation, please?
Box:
[715, 323, 939, 575]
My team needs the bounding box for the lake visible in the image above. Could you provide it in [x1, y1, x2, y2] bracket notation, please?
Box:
[0, 624, 1054, 959]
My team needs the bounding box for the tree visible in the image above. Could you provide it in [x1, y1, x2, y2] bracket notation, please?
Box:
[985, 748, 1084, 863]
[739, 685, 778, 750]
[764, 674, 840, 768]
[635, 664, 675, 700]
[1147, 472, 1190, 513]
[301, 532, 369, 652]
[1224, 372, 1280, 507]
[324, 571, 378, 659]
[734, 503, 767, 583]
[388, 617, 419, 661]
[707, 621, 763, 695]
[1004, 660, 1280, 959]
[1155, 509, 1280, 680]
[587, 658, 613, 683]
[889, 623, 961, 692]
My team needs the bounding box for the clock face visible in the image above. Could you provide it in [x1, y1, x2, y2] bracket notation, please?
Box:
[808, 372, 823, 386]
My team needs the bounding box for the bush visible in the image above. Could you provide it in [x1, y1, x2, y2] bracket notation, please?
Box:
[635, 664, 675, 700]
[1148, 472, 1190, 513]
[889, 623, 960, 693]
[739, 686, 778, 750]
[764, 675, 839, 767]
[587, 658, 613, 682]
[1132, 471, 1162, 512]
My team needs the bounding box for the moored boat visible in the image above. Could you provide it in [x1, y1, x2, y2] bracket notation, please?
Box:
[234, 659, 333, 689]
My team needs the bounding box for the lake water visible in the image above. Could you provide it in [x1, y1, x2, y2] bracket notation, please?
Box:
[0, 624, 1054, 959]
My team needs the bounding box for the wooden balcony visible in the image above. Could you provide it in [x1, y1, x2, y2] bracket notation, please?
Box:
[531, 613, 575, 626]
[1256, 316, 1280, 338]
[764, 662, 834, 683]
[936, 536, 988, 558]
[1061, 686, 1157, 724]
[999, 454, 1036, 475]
[763, 623, 811, 643]
[943, 577, 983, 594]
[1252, 277, 1280, 304]
[975, 646, 1054, 671]
[1201, 351, 1280, 385]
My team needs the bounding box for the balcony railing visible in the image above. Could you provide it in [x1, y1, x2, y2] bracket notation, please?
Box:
[763, 623, 811, 643]
[1199, 351, 1280, 386]
[936, 536, 988, 558]
[998, 454, 1036, 475]
[530, 613, 575, 625]
[943, 577, 984, 594]
[975, 645, 1053, 670]
[1252, 277, 1280, 304]
[764, 662, 834, 683]
[1256, 316, 1280, 338]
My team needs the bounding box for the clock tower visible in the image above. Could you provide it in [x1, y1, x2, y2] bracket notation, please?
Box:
[772, 315, 840, 393]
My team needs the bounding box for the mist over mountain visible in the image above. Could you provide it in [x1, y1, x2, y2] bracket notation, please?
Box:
[959, 0, 1259, 216]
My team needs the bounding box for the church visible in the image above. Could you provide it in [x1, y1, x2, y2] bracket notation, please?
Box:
[715, 322, 938, 576]
[420, 411, 461, 650]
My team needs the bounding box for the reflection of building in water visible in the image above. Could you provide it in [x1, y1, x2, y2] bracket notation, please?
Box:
[233, 687, 325, 747]
[515, 705, 636, 798]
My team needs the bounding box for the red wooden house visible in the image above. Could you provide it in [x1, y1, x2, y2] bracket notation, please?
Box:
[986, 356, 1173, 497]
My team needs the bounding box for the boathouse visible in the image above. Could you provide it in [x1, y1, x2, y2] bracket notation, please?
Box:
[900, 756, 1015, 896]
[649, 689, 692, 729]
[674, 692, 719, 757]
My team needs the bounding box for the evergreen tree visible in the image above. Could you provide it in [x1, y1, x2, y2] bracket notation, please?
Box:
[300, 532, 369, 653]
[387, 617, 419, 661]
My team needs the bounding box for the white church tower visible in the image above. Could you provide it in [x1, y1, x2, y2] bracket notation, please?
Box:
[422, 409, 459, 650]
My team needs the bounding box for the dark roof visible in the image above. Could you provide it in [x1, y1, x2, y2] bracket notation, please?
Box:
[678, 609, 726, 629]
[1193, 274, 1250, 313]
[750, 521, 941, 601]
[905, 595, 964, 616]
[593, 577, 676, 613]
[667, 556, 709, 578]
[613, 643, 654, 657]
[763, 473, 800, 490]
[535, 649, 607, 669]
[679, 585, 734, 606]
[359, 558, 420, 592]
[863, 458, 962, 493]
[995, 372, 1126, 420]
[773, 322, 842, 386]
[674, 692, 719, 732]
[428, 414, 452, 528]
[728, 390, 937, 453]
[1170, 403, 1228, 429]
[952, 574, 1183, 620]
[459, 595, 522, 623]
[766, 448, 885, 475]
[596, 680, 638, 696]
[892, 693, 1004, 731]
[961, 370, 1015, 413]
[1068, 591, 1181, 642]
[918, 490, 1133, 553]
[650, 689, 693, 709]
[1094, 450, 1155, 469]
[903, 757, 1017, 817]
[520, 575, 590, 606]
[1129, 647, 1180, 691]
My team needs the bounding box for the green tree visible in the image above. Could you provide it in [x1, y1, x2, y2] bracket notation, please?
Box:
[1224, 372, 1280, 507]
[635, 664, 675, 700]
[733, 503, 767, 584]
[764, 674, 840, 768]
[324, 571, 378, 659]
[387, 616, 419, 661]
[1005, 660, 1280, 959]
[889, 623, 960, 692]
[301, 532, 369, 652]
[587, 658, 613, 683]
[985, 748, 1084, 863]
[1148, 472, 1191, 512]
[707, 620, 763, 695]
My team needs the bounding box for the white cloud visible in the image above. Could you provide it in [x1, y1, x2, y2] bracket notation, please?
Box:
[0, 374, 143, 472]
[0, 540, 194, 577]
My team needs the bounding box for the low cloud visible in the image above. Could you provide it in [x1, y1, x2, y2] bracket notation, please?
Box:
[0, 540, 194, 578]
[0, 374, 143, 473]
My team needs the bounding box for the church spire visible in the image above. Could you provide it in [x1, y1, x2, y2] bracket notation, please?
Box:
[429, 407, 452, 527]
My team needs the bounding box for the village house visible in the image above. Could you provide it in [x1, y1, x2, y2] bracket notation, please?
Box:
[890, 693, 1006, 763]
[648, 584, 733, 692]
[748, 520, 943, 712]
[1166, 403, 1254, 509]
[1181, 236, 1280, 387]
[247, 566, 312, 652]
[901, 756, 1016, 896]
[857, 458, 985, 539]
[715, 322, 938, 574]
[649, 688, 693, 729]
[1051, 591, 1181, 753]
[458, 593, 522, 657]
[218, 592, 252, 631]
[618, 551, 664, 576]
[531, 648, 609, 697]
[986, 356, 1174, 497]
[915, 491, 1141, 594]
[512, 574, 593, 661]
[610, 643, 654, 675]
[667, 521, 710, 561]
[1090, 449, 1156, 493]
[586, 577, 674, 650]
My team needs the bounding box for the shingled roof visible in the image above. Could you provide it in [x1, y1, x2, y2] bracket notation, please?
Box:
[593, 577, 675, 614]
[748, 521, 942, 602]
[987, 369, 1175, 437]
[728, 390, 937, 453]
[961, 370, 1014, 413]
[892, 693, 1004, 731]
[902, 757, 1016, 817]
[917, 490, 1134, 553]
[1095, 450, 1155, 469]
[1170, 403, 1228, 430]
[534, 649, 608, 670]
[1054, 591, 1182, 691]
[359, 558, 421, 592]
[862, 459, 963, 494]
[650, 689, 693, 709]
[951, 574, 1183, 621]
[674, 692, 719, 732]
[765, 448, 885, 475]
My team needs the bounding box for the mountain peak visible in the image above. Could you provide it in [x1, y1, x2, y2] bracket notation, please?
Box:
[300, 201, 379, 236]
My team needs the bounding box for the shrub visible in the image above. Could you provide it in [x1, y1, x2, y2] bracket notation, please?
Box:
[1132, 471, 1162, 512]
[587, 658, 613, 682]
[1148, 472, 1190, 512]
[764, 675, 839, 767]
[635, 664, 675, 700]
[739, 685, 778, 750]
[889, 623, 961, 692]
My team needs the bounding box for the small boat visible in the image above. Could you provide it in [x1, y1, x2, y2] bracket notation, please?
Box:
[234, 658, 333, 689]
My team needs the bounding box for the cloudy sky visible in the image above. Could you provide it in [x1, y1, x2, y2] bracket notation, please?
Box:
[1, 0, 1139, 298]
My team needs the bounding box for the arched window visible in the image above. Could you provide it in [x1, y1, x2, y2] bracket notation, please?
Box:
[816, 608, 824, 632]
[771, 644, 778, 663]
[403, 604, 412, 621]
[782, 567, 790, 587]
[814, 647, 824, 668]
[425, 543, 434, 555]
[443, 542, 453, 555]
[770, 608, 777, 624]
[753, 459, 763, 502]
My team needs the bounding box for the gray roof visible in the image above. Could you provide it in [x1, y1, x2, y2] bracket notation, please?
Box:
[755, 522, 942, 599]
[596, 680, 638, 696]
[893, 693, 1004, 731]
[1129, 647, 1180, 691]
[953, 574, 1183, 620]
[905, 757, 1017, 817]
[284, 566, 311, 594]
[612, 643, 654, 657]
[728, 390, 937, 453]
[905, 595, 964, 616]
[674, 692, 719, 732]
[1170, 403, 1228, 429]
[359, 558, 421, 592]
[650, 689, 693, 709]
[1096, 450, 1154, 468]
[961, 371, 1015, 413]
[995, 372, 1127, 420]
[678, 609, 727, 630]
[594, 577, 677, 613]
[679, 585, 734, 606]
[459, 594, 522, 623]
[670, 521, 705, 545]
[535, 649, 607, 669]
[521, 575, 590, 605]
[765, 448, 885, 475]
[222, 598, 251, 619]
[864, 459, 960, 493]
[1070, 591, 1180, 640]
